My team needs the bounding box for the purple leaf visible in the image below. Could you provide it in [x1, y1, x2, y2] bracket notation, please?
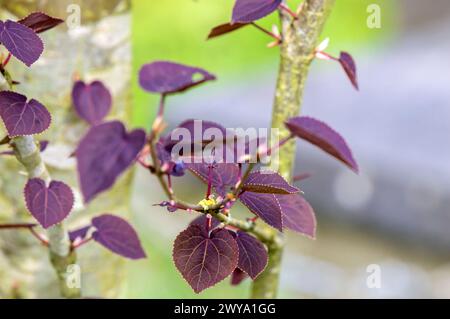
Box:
[24, 178, 74, 229]
[162, 119, 264, 164]
[243, 170, 299, 194]
[278, 194, 316, 238]
[186, 163, 240, 197]
[234, 231, 268, 279]
[232, 0, 282, 23]
[162, 119, 227, 163]
[339, 52, 358, 90]
[18, 12, 64, 34]
[92, 214, 146, 259]
[139, 61, 216, 95]
[72, 80, 112, 125]
[76, 121, 146, 203]
[208, 22, 249, 39]
[239, 192, 283, 231]
[156, 138, 188, 177]
[173, 225, 238, 293]
[39, 140, 49, 152]
[0, 20, 43, 66]
[69, 225, 91, 242]
[154, 201, 179, 213]
[231, 268, 248, 286]
[190, 215, 221, 236]
[239, 192, 317, 237]
[285, 116, 358, 173]
[0, 91, 51, 137]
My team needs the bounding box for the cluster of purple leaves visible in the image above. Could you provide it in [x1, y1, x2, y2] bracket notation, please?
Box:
[22, 177, 145, 259]
[138, 57, 358, 292]
[207, 0, 359, 90]
[0, 5, 361, 293]
[0, 12, 63, 67]
[0, 12, 146, 260]
[68, 80, 146, 257]
[70, 79, 146, 203]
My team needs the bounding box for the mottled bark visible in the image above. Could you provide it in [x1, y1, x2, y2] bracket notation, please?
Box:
[12, 135, 80, 298]
[250, 0, 335, 299]
[0, 0, 132, 298]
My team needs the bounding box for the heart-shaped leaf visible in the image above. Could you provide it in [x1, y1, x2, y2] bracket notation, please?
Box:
[207, 22, 249, 39]
[339, 52, 358, 90]
[0, 91, 51, 137]
[231, 268, 248, 286]
[0, 20, 43, 66]
[24, 178, 74, 229]
[232, 0, 282, 23]
[239, 191, 283, 231]
[239, 192, 316, 237]
[92, 214, 146, 259]
[234, 231, 268, 279]
[18, 12, 64, 34]
[139, 61, 216, 95]
[173, 225, 238, 293]
[72, 80, 112, 125]
[186, 163, 240, 196]
[243, 170, 299, 194]
[285, 116, 358, 173]
[76, 121, 146, 203]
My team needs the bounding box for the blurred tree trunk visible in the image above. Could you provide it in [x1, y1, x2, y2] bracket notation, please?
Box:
[0, 0, 133, 298]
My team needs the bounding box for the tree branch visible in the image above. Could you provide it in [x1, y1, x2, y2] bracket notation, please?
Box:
[146, 127, 280, 243]
[250, 0, 336, 299]
[12, 135, 81, 298]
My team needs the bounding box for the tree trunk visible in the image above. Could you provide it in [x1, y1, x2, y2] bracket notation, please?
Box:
[0, 0, 132, 298]
[250, 0, 335, 299]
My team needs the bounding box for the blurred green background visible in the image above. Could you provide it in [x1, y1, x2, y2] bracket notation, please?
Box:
[127, 0, 396, 298]
[131, 0, 394, 128]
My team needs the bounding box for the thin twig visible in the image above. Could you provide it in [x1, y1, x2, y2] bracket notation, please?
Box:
[29, 227, 49, 246]
[251, 22, 281, 41]
[71, 236, 93, 250]
[2, 53, 12, 67]
[279, 3, 298, 19]
[0, 223, 49, 246]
